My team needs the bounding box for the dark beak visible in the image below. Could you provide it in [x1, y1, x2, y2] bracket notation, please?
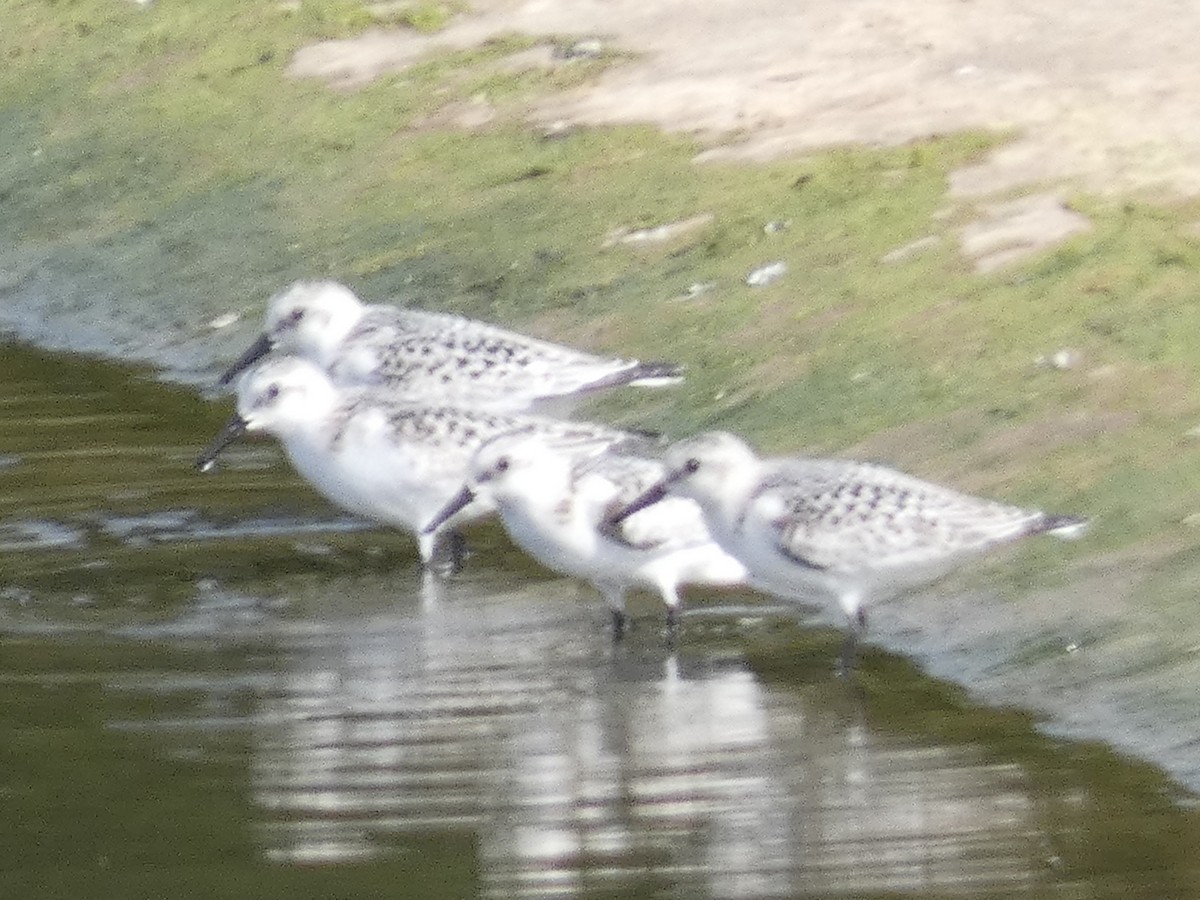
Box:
[605, 477, 674, 528]
[195, 413, 249, 472]
[217, 333, 274, 387]
[423, 485, 477, 535]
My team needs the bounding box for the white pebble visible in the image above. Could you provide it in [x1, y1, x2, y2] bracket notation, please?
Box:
[746, 262, 787, 287]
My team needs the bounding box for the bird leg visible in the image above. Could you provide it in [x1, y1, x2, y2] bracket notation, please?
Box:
[665, 604, 681, 646]
[427, 530, 468, 576]
[611, 608, 628, 641]
[838, 606, 868, 678]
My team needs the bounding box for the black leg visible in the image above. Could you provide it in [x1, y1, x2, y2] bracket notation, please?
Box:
[665, 605, 681, 645]
[838, 607, 868, 678]
[611, 608, 628, 641]
[428, 530, 468, 576]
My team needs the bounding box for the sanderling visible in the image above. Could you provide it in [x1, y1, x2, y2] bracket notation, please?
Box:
[196, 357, 640, 569]
[422, 432, 748, 636]
[218, 280, 682, 409]
[610, 431, 1088, 670]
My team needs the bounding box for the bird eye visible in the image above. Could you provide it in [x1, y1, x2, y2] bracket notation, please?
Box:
[495, 456, 510, 474]
[283, 308, 305, 328]
[263, 383, 281, 403]
[683, 458, 701, 474]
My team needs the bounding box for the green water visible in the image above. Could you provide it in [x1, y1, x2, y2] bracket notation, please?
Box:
[2, 342, 1200, 898]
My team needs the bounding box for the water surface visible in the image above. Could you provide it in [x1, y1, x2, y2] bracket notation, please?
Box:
[2, 341, 1200, 898]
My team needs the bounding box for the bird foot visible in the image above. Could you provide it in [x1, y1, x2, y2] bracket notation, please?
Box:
[427, 531, 468, 576]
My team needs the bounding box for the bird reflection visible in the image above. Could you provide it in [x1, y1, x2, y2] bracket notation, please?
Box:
[246, 570, 1045, 896]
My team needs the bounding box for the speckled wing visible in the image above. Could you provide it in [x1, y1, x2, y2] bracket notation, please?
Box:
[333, 307, 673, 399]
[328, 391, 636, 459]
[373, 401, 638, 456]
[755, 459, 1052, 573]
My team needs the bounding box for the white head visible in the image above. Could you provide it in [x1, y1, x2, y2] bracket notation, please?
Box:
[198, 355, 342, 471]
[264, 280, 367, 364]
[217, 280, 369, 386]
[468, 431, 574, 507]
[603, 431, 763, 529]
[234, 356, 341, 438]
[659, 432, 762, 501]
[420, 430, 577, 536]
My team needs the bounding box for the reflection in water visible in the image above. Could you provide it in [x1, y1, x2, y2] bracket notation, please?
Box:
[0, 518, 86, 551]
[245, 571, 1046, 897]
[5, 340, 1200, 897]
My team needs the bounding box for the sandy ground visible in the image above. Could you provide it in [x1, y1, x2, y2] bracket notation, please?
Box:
[293, 0, 1200, 202]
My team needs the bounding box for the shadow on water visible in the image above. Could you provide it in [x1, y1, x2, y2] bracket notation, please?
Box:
[2, 339, 1200, 899]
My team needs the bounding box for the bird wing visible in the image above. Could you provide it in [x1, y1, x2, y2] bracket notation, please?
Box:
[343, 307, 633, 393]
[753, 459, 1046, 573]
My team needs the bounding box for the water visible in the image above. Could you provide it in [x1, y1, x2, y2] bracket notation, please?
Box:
[1, 343, 1200, 897]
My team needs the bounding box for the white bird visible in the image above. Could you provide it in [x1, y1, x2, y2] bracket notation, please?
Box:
[423, 432, 748, 636]
[610, 431, 1089, 670]
[196, 357, 640, 569]
[217, 280, 682, 410]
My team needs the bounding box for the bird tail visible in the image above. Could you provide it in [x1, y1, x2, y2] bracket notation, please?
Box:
[1037, 513, 1091, 540]
[568, 360, 684, 396]
[621, 360, 685, 388]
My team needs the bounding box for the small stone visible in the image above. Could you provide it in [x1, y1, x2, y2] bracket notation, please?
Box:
[1052, 349, 1080, 369]
[763, 220, 790, 234]
[540, 120, 575, 141]
[1035, 348, 1081, 370]
[746, 261, 787, 286]
[681, 281, 716, 300]
[208, 312, 240, 330]
[561, 38, 603, 59]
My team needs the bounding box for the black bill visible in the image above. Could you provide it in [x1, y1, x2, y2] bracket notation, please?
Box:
[195, 413, 249, 472]
[423, 485, 477, 535]
[605, 478, 673, 528]
[217, 333, 273, 387]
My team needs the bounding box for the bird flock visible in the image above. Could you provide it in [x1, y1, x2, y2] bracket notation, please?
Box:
[198, 279, 1088, 671]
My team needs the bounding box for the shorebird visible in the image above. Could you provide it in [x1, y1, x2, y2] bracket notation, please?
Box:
[218, 280, 682, 410]
[197, 356, 639, 569]
[610, 431, 1089, 670]
[423, 431, 747, 636]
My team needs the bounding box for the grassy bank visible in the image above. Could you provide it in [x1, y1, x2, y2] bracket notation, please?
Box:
[5, 0, 1200, 564]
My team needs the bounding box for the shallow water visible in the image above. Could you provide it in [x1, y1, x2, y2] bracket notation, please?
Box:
[3, 344, 1200, 897]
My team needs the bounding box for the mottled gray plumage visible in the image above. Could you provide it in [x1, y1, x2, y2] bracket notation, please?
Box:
[200, 356, 639, 567]
[612, 431, 1089, 668]
[220, 281, 681, 409]
[751, 459, 1076, 574]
